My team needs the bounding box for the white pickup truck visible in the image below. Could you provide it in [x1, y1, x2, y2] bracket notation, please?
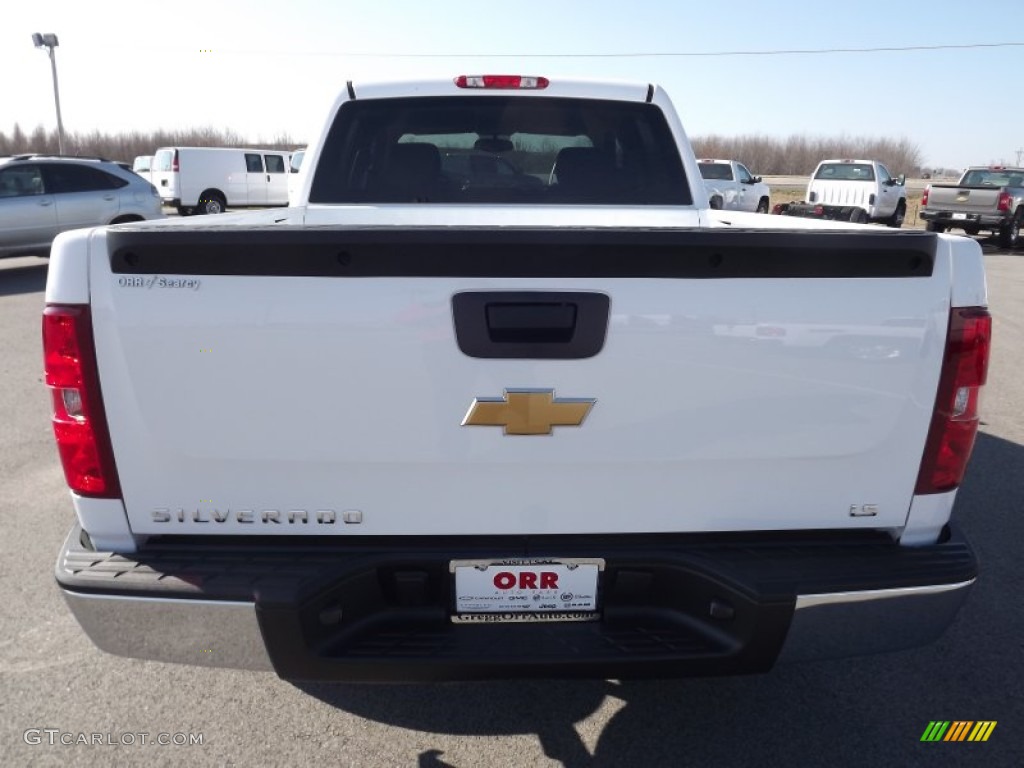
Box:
[773, 159, 908, 227]
[46, 75, 989, 682]
[697, 159, 771, 213]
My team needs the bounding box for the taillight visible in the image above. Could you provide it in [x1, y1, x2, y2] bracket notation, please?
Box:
[921, 186, 930, 206]
[43, 306, 120, 497]
[915, 307, 992, 494]
[997, 192, 1012, 212]
[454, 75, 549, 89]
[172, 150, 179, 172]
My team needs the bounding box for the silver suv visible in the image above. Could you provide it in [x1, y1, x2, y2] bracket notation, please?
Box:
[0, 155, 164, 258]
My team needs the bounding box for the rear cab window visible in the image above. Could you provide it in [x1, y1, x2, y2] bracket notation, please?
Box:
[309, 96, 690, 205]
[698, 162, 733, 181]
[814, 163, 876, 181]
[961, 169, 1013, 186]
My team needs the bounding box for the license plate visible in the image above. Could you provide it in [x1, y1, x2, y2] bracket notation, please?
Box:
[952, 213, 968, 220]
[450, 558, 603, 623]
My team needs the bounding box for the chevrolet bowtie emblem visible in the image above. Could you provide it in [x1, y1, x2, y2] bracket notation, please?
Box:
[462, 389, 595, 435]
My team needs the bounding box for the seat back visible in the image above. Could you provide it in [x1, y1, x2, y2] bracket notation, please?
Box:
[551, 147, 615, 197]
[374, 143, 441, 199]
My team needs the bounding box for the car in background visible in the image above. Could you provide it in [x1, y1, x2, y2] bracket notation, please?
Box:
[0, 154, 163, 259]
[921, 165, 1024, 247]
[773, 159, 907, 226]
[697, 159, 771, 213]
[151, 146, 291, 215]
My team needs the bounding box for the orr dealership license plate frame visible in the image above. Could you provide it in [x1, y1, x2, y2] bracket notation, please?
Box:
[450, 558, 604, 624]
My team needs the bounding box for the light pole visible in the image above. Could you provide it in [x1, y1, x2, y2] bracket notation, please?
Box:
[32, 32, 65, 155]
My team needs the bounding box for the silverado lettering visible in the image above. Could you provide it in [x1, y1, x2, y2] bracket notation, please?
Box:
[151, 509, 337, 524]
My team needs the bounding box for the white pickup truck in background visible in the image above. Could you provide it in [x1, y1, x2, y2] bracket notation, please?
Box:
[46, 75, 989, 682]
[773, 158, 908, 227]
[697, 159, 771, 213]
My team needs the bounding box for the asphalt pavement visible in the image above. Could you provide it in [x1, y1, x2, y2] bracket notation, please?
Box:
[0, 241, 1021, 767]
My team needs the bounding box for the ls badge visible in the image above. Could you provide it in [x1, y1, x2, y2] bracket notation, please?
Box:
[462, 389, 595, 435]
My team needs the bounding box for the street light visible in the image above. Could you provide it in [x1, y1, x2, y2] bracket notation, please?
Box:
[32, 32, 65, 155]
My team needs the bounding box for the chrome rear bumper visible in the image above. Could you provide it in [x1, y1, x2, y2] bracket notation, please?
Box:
[56, 525, 976, 680]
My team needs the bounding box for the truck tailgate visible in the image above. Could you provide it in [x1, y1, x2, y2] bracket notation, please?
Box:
[926, 185, 1003, 214]
[90, 227, 948, 537]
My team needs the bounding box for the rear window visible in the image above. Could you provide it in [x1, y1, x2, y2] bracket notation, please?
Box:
[960, 169, 1023, 187]
[309, 96, 690, 205]
[698, 163, 732, 181]
[814, 163, 876, 181]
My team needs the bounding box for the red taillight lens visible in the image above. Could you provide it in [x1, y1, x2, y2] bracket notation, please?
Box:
[915, 307, 992, 494]
[921, 186, 930, 206]
[43, 306, 120, 497]
[997, 192, 1012, 212]
[172, 150, 179, 172]
[454, 75, 549, 89]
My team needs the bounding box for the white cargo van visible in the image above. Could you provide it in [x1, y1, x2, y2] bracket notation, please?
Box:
[151, 147, 291, 215]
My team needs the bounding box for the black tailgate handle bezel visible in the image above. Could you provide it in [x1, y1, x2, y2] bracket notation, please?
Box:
[452, 291, 610, 359]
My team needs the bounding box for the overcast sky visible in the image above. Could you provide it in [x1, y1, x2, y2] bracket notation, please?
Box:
[2, 0, 1022, 170]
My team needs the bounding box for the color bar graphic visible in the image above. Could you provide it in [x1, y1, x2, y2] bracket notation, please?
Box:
[920, 721, 996, 742]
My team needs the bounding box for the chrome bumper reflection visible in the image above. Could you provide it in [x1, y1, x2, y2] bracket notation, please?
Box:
[778, 579, 975, 663]
[62, 590, 273, 671]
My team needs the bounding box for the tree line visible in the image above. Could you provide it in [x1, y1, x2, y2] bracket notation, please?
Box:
[691, 134, 924, 176]
[1, 124, 925, 175]
[0, 125, 299, 161]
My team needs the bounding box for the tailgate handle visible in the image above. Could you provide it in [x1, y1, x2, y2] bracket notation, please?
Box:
[452, 291, 609, 359]
[486, 302, 577, 343]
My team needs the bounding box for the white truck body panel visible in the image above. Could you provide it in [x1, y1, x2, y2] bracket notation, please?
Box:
[84, 224, 951, 537]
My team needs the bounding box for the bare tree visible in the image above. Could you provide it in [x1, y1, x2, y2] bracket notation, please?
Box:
[0, 125, 299, 160]
[691, 133, 924, 176]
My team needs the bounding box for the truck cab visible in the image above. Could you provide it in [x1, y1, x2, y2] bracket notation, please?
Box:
[697, 159, 771, 213]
